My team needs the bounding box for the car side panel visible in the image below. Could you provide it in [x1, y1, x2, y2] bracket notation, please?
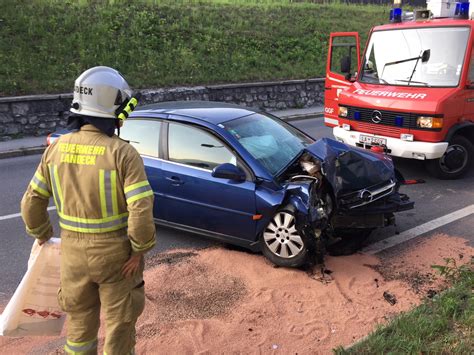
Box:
[160, 160, 258, 240]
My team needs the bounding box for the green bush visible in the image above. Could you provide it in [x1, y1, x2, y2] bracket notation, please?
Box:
[0, 0, 387, 96]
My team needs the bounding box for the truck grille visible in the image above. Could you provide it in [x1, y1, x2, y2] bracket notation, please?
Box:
[356, 122, 401, 136]
[346, 106, 417, 129]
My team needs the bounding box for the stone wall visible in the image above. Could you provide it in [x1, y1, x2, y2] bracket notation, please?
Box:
[0, 78, 325, 140]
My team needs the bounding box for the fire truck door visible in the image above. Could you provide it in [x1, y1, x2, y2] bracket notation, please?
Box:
[324, 32, 360, 127]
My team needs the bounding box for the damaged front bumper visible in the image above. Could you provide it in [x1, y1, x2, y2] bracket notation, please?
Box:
[280, 137, 414, 232]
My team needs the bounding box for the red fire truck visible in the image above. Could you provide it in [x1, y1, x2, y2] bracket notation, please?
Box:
[324, 4, 474, 179]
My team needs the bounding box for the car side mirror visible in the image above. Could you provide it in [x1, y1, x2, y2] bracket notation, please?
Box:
[212, 163, 246, 182]
[466, 79, 474, 89]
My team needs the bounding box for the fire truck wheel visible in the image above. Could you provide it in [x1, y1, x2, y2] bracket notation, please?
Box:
[426, 135, 473, 180]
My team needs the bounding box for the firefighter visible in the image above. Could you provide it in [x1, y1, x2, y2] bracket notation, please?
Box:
[21, 66, 156, 354]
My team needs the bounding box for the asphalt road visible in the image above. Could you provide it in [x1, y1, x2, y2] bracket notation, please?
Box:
[0, 117, 473, 303]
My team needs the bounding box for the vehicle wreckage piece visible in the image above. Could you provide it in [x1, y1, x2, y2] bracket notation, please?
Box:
[270, 138, 414, 262]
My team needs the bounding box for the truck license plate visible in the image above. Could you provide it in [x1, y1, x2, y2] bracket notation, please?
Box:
[359, 135, 387, 146]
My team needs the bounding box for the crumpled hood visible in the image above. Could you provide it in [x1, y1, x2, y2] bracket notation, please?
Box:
[305, 138, 395, 196]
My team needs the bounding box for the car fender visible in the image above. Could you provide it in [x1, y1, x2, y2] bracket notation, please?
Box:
[254, 181, 318, 238]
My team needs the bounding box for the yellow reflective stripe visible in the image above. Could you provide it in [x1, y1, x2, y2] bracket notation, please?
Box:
[60, 213, 128, 230]
[57, 211, 128, 224]
[49, 165, 61, 212]
[127, 190, 153, 204]
[111, 170, 118, 216]
[26, 219, 50, 238]
[30, 180, 50, 197]
[66, 338, 97, 347]
[104, 350, 135, 355]
[65, 338, 98, 354]
[130, 236, 156, 253]
[99, 169, 107, 218]
[34, 171, 47, 184]
[124, 180, 150, 193]
[53, 165, 63, 212]
[60, 221, 128, 234]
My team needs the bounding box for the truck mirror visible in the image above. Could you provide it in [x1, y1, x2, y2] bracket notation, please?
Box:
[421, 49, 430, 63]
[340, 56, 351, 74]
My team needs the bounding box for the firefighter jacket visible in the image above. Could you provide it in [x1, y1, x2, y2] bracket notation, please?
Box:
[21, 124, 156, 254]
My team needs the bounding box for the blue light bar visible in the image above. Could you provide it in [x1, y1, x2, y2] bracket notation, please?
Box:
[354, 111, 361, 120]
[390, 8, 403, 23]
[395, 116, 404, 127]
[454, 2, 470, 19]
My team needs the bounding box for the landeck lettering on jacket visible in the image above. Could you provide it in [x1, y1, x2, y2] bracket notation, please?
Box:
[59, 143, 106, 166]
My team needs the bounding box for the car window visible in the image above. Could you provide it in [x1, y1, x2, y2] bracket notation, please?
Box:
[120, 119, 161, 157]
[168, 123, 237, 170]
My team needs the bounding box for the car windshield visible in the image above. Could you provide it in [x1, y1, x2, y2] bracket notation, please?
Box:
[222, 113, 313, 176]
[360, 27, 470, 87]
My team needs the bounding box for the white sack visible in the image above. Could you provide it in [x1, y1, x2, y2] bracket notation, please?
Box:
[0, 238, 64, 336]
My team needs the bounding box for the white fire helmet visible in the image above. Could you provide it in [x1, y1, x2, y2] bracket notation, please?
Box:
[70, 66, 133, 119]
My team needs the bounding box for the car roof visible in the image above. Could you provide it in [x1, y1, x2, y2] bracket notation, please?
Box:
[133, 100, 260, 125]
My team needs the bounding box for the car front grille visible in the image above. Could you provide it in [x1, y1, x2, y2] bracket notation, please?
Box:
[339, 179, 396, 209]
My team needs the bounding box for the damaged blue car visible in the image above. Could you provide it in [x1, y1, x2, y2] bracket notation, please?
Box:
[50, 101, 414, 267]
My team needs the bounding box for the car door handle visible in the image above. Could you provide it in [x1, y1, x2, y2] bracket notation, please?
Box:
[166, 176, 185, 186]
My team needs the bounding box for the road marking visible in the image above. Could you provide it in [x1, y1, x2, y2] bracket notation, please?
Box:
[362, 204, 474, 255]
[0, 206, 57, 221]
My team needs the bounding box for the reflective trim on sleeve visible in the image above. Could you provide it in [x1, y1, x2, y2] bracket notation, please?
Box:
[124, 181, 150, 193]
[26, 218, 51, 239]
[124, 181, 153, 204]
[49, 164, 63, 212]
[130, 236, 156, 253]
[65, 338, 98, 354]
[29, 171, 51, 198]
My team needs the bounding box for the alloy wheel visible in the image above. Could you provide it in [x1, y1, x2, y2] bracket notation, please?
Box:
[263, 212, 304, 259]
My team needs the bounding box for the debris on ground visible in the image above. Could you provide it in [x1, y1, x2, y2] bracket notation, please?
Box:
[383, 291, 397, 305]
[145, 251, 198, 268]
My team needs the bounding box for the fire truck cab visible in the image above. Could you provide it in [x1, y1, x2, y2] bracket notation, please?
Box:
[324, 2, 474, 179]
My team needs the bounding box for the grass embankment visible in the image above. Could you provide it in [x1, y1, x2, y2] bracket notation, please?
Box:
[335, 258, 474, 354]
[0, 0, 387, 96]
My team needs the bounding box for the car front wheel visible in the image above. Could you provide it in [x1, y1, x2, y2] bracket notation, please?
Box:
[260, 210, 309, 267]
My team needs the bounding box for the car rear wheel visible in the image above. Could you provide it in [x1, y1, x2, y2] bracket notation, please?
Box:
[426, 135, 473, 180]
[260, 210, 309, 267]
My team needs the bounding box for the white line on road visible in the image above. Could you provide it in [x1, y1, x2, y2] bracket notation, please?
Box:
[0, 206, 57, 221]
[362, 204, 474, 255]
